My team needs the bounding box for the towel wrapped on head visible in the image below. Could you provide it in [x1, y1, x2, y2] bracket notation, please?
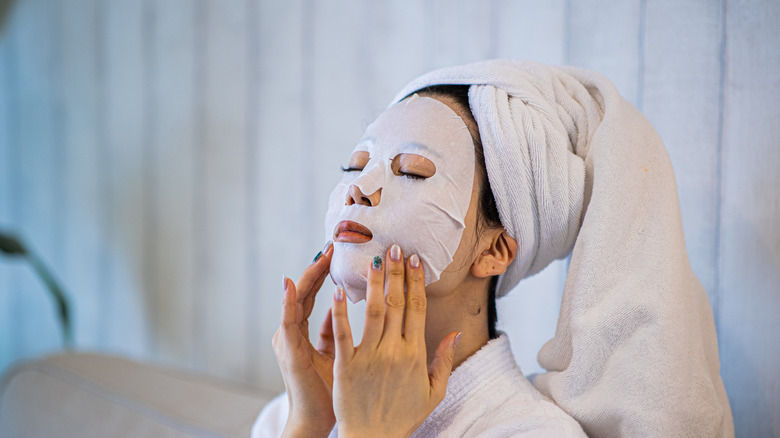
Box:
[392, 60, 734, 438]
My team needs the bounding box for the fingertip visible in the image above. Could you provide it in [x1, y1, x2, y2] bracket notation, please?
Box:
[409, 253, 420, 269]
[282, 276, 293, 303]
[389, 243, 402, 263]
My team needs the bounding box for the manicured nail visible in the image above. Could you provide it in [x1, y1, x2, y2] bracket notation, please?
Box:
[454, 332, 462, 347]
[322, 240, 333, 253]
[282, 276, 288, 292]
[312, 251, 323, 264]
[334, 286, 344, 302]
[409, 254, 420, 269]
[390, 244, 401, 262]
[372, 256, 382, 271]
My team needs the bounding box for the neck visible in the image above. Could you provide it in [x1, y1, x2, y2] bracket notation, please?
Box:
[424, 277, 491, 371]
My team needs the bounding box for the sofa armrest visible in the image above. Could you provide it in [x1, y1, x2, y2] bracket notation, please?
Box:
[0, 352, 277, 438]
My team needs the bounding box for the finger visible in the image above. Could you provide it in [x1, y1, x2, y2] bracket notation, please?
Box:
[316, 307, 335, 358]
[428, 331, 461, 403]
[302, 242, 334, 306]
[361, 255, 386, 348]
[280, 277, 301, 348]
[404, 253, 427, 346]
[331, 286, 354, 361]
[295, 241, 334, 304]
[300, 243, 334, 322]
[382, 244, 406, 343]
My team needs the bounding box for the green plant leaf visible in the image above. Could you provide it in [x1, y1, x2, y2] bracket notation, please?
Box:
[0, 231, 27, 256]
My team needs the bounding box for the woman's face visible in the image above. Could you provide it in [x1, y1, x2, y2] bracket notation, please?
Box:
[324, 94, 479, 302]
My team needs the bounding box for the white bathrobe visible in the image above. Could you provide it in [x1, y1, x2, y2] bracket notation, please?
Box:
[251, 332, 586, 437]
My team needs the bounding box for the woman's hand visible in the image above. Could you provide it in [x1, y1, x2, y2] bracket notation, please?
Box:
[330, 244, 462, 438]
[273, 243, 337, 438]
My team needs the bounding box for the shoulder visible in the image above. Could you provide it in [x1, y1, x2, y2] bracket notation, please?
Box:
[421, 333, 585, 437]
[467, 394, 587, 437]
[467, 368, 586, 437]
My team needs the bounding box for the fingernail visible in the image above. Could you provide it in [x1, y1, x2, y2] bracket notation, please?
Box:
[334, 286, 344, 302]
[312, 251, 323, 264]
[323, 240, 333, 253]
[409, 254, 420, 269]
[372, 256, 382, 271]
[282, 276, 288, 292]
[454, 332, 462, 347]
[390, 244, 401, 262]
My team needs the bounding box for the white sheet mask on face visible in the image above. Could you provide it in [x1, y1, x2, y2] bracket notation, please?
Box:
[324, 94, 476, 303]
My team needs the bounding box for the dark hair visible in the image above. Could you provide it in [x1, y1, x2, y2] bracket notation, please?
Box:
[405, 85, 503, 339]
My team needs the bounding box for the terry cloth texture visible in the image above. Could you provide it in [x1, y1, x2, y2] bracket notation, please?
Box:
[251, 333, 586, 437]
[391, 60, 733, 437]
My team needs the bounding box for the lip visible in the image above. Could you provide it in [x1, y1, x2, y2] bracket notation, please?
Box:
[334, 220, 373, 243]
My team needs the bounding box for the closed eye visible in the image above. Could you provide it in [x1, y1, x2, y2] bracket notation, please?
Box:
[391, 153, 435, 180]
[400, 172, 426, 180]
[341, 150, 370, 174]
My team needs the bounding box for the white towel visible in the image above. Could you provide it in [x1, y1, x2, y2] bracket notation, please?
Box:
[392, 60, 734, 437]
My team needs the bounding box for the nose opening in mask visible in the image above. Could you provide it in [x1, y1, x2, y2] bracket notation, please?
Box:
[345, 158, 388, 207]
[346, 185, 382, 207]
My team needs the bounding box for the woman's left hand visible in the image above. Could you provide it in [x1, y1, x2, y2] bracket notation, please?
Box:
[330, 244, 462, 438]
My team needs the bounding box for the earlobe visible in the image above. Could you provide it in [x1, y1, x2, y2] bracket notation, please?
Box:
[470, 231, 518, 278]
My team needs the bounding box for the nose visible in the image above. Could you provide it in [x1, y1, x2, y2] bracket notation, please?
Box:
[346, 184, 381, 207]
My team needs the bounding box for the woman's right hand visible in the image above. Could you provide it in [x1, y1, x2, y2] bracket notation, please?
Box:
[273, 242, 337, 438]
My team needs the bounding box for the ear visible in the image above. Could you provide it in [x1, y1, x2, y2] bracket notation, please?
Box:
[470, 229, 518, 278]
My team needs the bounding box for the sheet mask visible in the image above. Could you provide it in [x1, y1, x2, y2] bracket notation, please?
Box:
[324, 95, 476, 302]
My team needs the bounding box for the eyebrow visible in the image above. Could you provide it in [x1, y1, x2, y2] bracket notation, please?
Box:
[401, 141, 443, 160]
[357, 137, 443, 160]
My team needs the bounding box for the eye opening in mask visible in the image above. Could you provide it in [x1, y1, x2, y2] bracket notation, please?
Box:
[339, 150, 370, 173]
[390, 153, 436, 180]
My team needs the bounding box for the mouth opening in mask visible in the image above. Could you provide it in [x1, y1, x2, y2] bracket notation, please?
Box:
[334, 220, 374, 244]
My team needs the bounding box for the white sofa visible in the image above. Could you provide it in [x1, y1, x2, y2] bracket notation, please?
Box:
[0, 352, 276, 437]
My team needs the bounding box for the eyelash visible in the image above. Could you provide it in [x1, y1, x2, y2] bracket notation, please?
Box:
[339, 165, 426, 180]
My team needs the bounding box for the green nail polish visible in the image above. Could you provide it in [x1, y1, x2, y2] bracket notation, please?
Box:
[312, 251, 323, 263]
[372, 256, 382, 270]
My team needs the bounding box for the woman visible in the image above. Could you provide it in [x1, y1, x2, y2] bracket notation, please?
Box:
[253, 60, 733, 437]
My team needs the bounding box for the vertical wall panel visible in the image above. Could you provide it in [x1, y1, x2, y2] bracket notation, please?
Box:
[0, 3, 16, 373]
[495, 0, 567, 65]
[425, 0, 495, 70]
[202, 0, 250, 381]
[364, 0, 426, 109]
[61, 0, 103, 350]
[642, 0, 723, 310]
[493, 0, 571, 376]
[568, 0, 643, 107]
[151, 0, 197, 369]
[308, 0, 374, 347]
[252, 0, 307, 391]
[10, 0, 61, 357]
[719, 0, 780, 435]
[103, 0, 149, 358]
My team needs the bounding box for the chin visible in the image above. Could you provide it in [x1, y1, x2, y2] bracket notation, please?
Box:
[329, 246, 371, 303]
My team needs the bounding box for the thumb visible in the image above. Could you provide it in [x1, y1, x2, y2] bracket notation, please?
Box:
[428, 331, 462, 401]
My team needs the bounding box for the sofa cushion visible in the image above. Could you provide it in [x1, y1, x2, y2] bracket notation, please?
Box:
[0, 352, 276, 438]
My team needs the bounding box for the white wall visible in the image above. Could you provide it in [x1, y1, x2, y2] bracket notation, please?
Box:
[0, 0, 777, 435]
